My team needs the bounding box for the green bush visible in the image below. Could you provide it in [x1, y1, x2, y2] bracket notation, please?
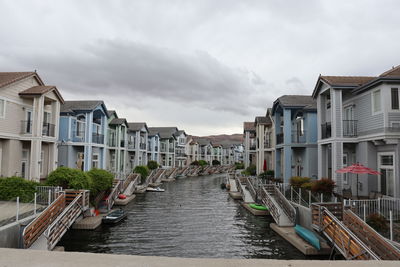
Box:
[266, 170, 274, 176]
[0, 177, 39, 202]
[212, 160, 221, 166]
[134, 165, 149, 184]
[86, 168, 114, 196]
[290, 176, 311, 188]
[46, 167, 91, 190]
[198, 160, 208, 167]
[311, 178, 335, 194]
[258, 171, 268, 180]
[190, 160, 199, 166]
[147, 160, 159, 170]
[301, 182, 313, 191]
[235, 162, 245, 170]
[366, 213, 388, 232]
[243, 164, 256, 176]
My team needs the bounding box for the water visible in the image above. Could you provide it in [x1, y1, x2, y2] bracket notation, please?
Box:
[60, 174, 319, 259]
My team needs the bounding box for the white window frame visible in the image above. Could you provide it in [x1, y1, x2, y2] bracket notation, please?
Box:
[0, 98, 6, 118]
[378, 152, 395, 197]
[390, 121, 400, 129]
[76, 116, 86, 138]
[92, 153, 99, 169]
[391, 87, 400, 111]
[21, 149, 29, 179]
[372, 89, 382, 115]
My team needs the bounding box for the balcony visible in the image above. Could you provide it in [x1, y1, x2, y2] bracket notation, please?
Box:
[127, 141, 135, 149]
[291, 130, 306, 143]
[264, 140, 271, 148]
[249, 145, 256, 151]
[73, 131, 85, 142]
[139, 143, 146, 150]
[276, 133, 284, 144]
[154, 146, 159, 151]
[108, 136, 116, 147]
[92, 133, 104, 144]
[321, 122, 332, 139]
[169, 148, 174, 153]
[42, 123, 55, 137]
[343, 120, 357, 137]
[21, 120, 32, 134]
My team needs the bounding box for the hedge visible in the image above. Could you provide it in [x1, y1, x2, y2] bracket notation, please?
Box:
[0, 176, 39, 202]
[46, 166, 91, 190]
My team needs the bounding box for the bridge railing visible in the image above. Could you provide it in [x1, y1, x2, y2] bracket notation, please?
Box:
[234, 174, 244, 196]
[22, 192, 65, 248]
[64, 190, 89, 210]
[36, 186, 63, 205]
[245, 176, 257, 202]
[260, 186, 280, 223]
[311, 203, 378, 260]
[107, 180, 121, 211]
[44, 193, 83, 251]
[268, 184, 296, 223]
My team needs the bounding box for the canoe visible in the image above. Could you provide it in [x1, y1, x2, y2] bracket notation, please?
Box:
[102, 210, 127, 224]
[294, 224, 320, 250]
[146, 187, 165, 192]
[249, 203, 268, 211]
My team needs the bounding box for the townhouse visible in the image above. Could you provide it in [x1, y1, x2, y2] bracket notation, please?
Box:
[174, 130, 187, 167]
[254, 108, 275, 175]
[107, 110, 129, 178]
[243, 122, 256, 168]
[313, 66, 400, 198]
[147, 128, 161, 164]
[186, 136, 199, 165]
[272, 95, 318, 183]
[212, 144, 223, 164]
[0, 72, 63, 181]
[58, 101, 108, 172]
[127, 122, 149, 168]
[148, 127, 177, 168]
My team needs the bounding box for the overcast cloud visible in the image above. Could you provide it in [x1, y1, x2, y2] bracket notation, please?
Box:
[1, 0, 400, 135]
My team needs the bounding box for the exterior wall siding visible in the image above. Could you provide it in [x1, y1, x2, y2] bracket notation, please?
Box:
[354, 92, 384, 136]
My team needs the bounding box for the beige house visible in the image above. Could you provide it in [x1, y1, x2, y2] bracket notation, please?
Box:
[0, 72, 64, 181]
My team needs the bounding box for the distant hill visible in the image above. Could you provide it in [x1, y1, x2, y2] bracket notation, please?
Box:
[192, 134, 243, 144]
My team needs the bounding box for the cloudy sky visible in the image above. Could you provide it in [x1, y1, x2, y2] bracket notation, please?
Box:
[1, 0, 399, 135]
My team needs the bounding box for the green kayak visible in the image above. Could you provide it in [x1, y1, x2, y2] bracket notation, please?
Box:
[249, 203, 268, 211]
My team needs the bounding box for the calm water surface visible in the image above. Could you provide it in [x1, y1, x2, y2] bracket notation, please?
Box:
[60, 174, 320, 259]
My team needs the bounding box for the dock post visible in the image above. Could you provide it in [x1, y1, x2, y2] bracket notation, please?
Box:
[308, 191, 311, 207]
[390, 210, 393, 241]
[34, 193, 37, 215]
[299, 188, 301, 205]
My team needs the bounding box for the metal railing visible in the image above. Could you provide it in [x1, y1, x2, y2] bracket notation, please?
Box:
[108, 136, 116, 147]
[42, 123, 55, 137]
[36, 186, 63, 205]
[92, 133, 104, 144]
[73, 131, 85, 142]
[276, 133, 284, 144]
[343, 120, 358, 137]
[127, 141, 135, 149]
[321, 122, 331, 139]
[291, 130, 306, 143]
[344, 197, 400, 221]
[139, 143, 146, 150]
[106, 180, 121, 211]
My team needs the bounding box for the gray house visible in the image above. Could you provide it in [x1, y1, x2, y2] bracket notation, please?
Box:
[312, 65, 400, 198]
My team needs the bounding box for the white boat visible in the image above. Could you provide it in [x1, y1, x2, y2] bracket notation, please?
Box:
[146, 187, 165, 192]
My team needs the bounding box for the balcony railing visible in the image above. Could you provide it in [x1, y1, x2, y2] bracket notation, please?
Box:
[276, 133, 284, 144]
[291, 130, 306, 143]
[154, 146, 159, 151]
[140, 143, 146, 150]
[264, 141, 271, 148]
[169, 148, 174, 153]
[343, 120, 357, 137]
[108, 136, 116, 147]
[321, 122, 331, 139]
[92, 133, 104, 144]
[249, 145, 256, 150]
[127, 141, 135, 149]
[73, 131, 85, 142]
[21, 120, 32, 134]
[42, 123, 55, 137]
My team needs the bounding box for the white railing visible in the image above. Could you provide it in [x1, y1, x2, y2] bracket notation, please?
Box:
[36, 186, 63, 205]
[107, 180, 121, 211]
[345, 197, 400, 221]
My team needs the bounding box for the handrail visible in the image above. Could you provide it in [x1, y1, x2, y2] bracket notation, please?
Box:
[22, 192, 65, 248]
[44, 193, 83, 250]
[260, 186, 280, 223]
[312, 204, 379, 260]
[269, 185, 296, 223]
[245, 176, 257, 201]
[343, 209, 400, 260]
[107, 180, 121, 211]
[234, 174, 244, 196]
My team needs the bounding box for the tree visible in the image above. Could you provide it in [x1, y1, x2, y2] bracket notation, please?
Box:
[212, 160, 221, 166]
[198, 160, 208, 167]
[134, 165, 150, 184]
[46, 167, 91, 190]
[0, 177, 39, 202]
[86, 168, 114, 196]
[147, 160, 159, 170]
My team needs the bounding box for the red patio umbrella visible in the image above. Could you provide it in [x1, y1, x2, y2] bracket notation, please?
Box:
[263, 159, 267, 172]
[336, 163, 381, 199]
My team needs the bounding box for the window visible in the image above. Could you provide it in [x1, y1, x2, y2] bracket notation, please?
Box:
[343, 154, 348, 185]
[40, 151, 44, 175]
[21, 149, 29, 179]
[372, 89, 381, 113]
[326, 93, 331, 109]
[76, 116, 85, 137]
[0, 99, 6, 118]
[392, 88, 399, 110]
[92, 153, 99, 169]
[378, 153, 395, 197]
[43, 111, 51, 124]
[110, 153, 116, 171]
[391, 122, 400, 129]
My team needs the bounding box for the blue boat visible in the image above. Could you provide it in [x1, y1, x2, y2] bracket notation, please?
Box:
[294, 224, 320, 250]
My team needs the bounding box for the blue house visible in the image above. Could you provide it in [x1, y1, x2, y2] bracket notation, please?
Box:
[272, 95, 318, 182]
[58, 101, 109, 171]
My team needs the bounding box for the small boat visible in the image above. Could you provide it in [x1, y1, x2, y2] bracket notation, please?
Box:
[294, 224, 321, 250]
[146, 187, 165, 192]
[249, 203, 268, 211]
[102, 209, 127, 224]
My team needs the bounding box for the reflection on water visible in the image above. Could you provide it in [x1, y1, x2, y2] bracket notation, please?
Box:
[60, 174, 320, 259]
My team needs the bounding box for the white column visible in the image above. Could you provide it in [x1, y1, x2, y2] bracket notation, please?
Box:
[30, 96, 44, 181]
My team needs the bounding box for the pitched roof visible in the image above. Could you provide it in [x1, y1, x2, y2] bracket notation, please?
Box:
[107, 110, 117, 118]
[192, 137, 210, 146]
[255, 116, 271, 125]
[379, 65, 400, 77]
[61, 100, 105, 113]
[148, 127, 178, 139]
[320, 76, 375, 87]
[243, 122, 255, 132]
[109, 118, 128, 126]
[0, 72, 38, 88]
[278, 95, 316, 107]
[19, 85, 65, 103]
[128, 122, 148, 132]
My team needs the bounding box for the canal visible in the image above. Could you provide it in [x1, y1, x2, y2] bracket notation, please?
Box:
[59, 174, 315, 259]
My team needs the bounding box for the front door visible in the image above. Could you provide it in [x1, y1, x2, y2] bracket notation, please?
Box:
[21, 149, 29, 179]
[378, 153, 395, 197]
[343, 106, 355, 136]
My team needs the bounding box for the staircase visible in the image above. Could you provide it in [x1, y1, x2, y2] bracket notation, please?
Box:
[259, 184, 295, 227]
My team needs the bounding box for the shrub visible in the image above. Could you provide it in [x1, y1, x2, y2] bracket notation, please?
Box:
[311, 178, 335, 194]
[266, 170, 275, 176]
[198, 160, 208, 167]
[46, 167, 91, 190]
[147, 160, 159, 170]
[212, 160, 221, 166]
[243, 164, 256, 176]
[0, 177, 39, 202]
[366, 213, 388, 232]
[290, 176, 311, 188]
[134, 165, 149, 184]
[258, 172, 268, 180]
[86, 168, 114, 196]
[190, 160, 199, 166]
[301, 182, 313, 191]
[235, 162, 245, 170]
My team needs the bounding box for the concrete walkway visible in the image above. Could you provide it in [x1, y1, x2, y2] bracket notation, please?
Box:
[0, 248, 399, 267]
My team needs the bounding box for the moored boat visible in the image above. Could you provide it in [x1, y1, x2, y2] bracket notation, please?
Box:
[294, 224, 320, 250]
[102, 209, 127, 224]
[146, 187, 165, 192]
[249, 203, 268, 211]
